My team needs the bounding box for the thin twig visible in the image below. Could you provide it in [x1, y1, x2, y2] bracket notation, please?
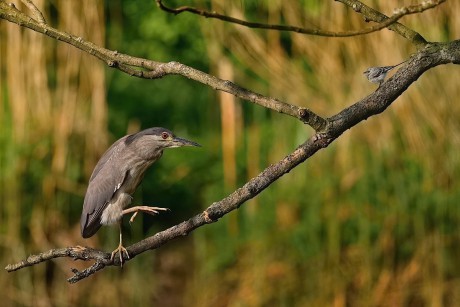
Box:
[156, 0, 444, 41]
[20, 0, 45, 23]
[68, 261, 106, 284]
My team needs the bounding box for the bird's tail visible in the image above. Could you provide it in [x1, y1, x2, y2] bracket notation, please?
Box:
[394, 59, 407, 68]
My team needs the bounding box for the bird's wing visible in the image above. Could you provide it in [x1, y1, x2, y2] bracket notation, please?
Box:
[89, 135, 129, 182]
[80, 137, 129, 238]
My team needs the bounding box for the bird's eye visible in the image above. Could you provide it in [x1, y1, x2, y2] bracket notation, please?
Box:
[161, 132, 169, 140]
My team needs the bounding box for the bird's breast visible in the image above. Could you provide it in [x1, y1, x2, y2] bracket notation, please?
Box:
[122, 158, 156, 194]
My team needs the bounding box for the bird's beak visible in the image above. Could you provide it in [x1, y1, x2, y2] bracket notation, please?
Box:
[172, 136, 201, 147]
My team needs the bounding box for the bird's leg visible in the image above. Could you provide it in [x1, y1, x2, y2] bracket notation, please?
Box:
[122, 206, 170, 224]
[110, 222, 129, 267]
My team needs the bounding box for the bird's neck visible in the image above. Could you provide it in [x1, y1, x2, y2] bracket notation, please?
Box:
[137, 147, 163, 161]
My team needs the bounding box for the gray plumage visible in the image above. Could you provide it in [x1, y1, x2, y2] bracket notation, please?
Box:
[363, 60, 407, 86]
[80, 127, 200, 239]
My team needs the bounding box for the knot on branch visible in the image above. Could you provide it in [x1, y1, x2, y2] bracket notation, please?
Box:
[203, 210, 217, 223]
[298, 108, 310, 121]
[352, 3, 362, 12]
[107, 60, 118, 67]
[247, 182, 258, 195]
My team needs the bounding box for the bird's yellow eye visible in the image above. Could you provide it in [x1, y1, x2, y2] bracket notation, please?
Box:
[161, 132, 169, 140]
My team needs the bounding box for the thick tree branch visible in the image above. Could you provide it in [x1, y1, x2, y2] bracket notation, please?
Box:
[156, 0, 443, 42]
[2, 0, 459, 283]
[0, 1, 326, 131]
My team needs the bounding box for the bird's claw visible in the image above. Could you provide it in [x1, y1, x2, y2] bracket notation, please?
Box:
[110, 244, 130, 267]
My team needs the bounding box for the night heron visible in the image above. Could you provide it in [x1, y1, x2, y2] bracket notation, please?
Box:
[80, 127, 200, 265]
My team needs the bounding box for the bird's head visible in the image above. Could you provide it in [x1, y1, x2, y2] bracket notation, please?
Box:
[155, 128, 201, 149]
[363, 68, 372, 77]
[125, 127, 201, 152]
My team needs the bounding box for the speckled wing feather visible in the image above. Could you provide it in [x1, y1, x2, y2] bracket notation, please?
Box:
[80, 136, 129, 238]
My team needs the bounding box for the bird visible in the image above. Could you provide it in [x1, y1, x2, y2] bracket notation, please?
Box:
[363, 60, 407, 87]
[80, 127, 200, 265]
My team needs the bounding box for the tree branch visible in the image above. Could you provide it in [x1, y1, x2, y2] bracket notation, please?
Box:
[337, 0, 445, 48]
[2, 0, 459, 283]
[156, 0, 443, 42]
[20, 0, 45, 23]
[0, 1, 326, 131]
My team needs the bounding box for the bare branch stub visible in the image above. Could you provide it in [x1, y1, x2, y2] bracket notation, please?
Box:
[68, 261, 106, 284]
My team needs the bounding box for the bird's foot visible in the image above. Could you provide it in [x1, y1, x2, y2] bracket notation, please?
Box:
[122, 206, 170, 224]
[110, 243, 129, 267]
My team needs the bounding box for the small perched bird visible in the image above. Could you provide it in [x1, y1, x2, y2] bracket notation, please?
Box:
[363, 60, 407, 87]
[80, 127, 200, 265]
